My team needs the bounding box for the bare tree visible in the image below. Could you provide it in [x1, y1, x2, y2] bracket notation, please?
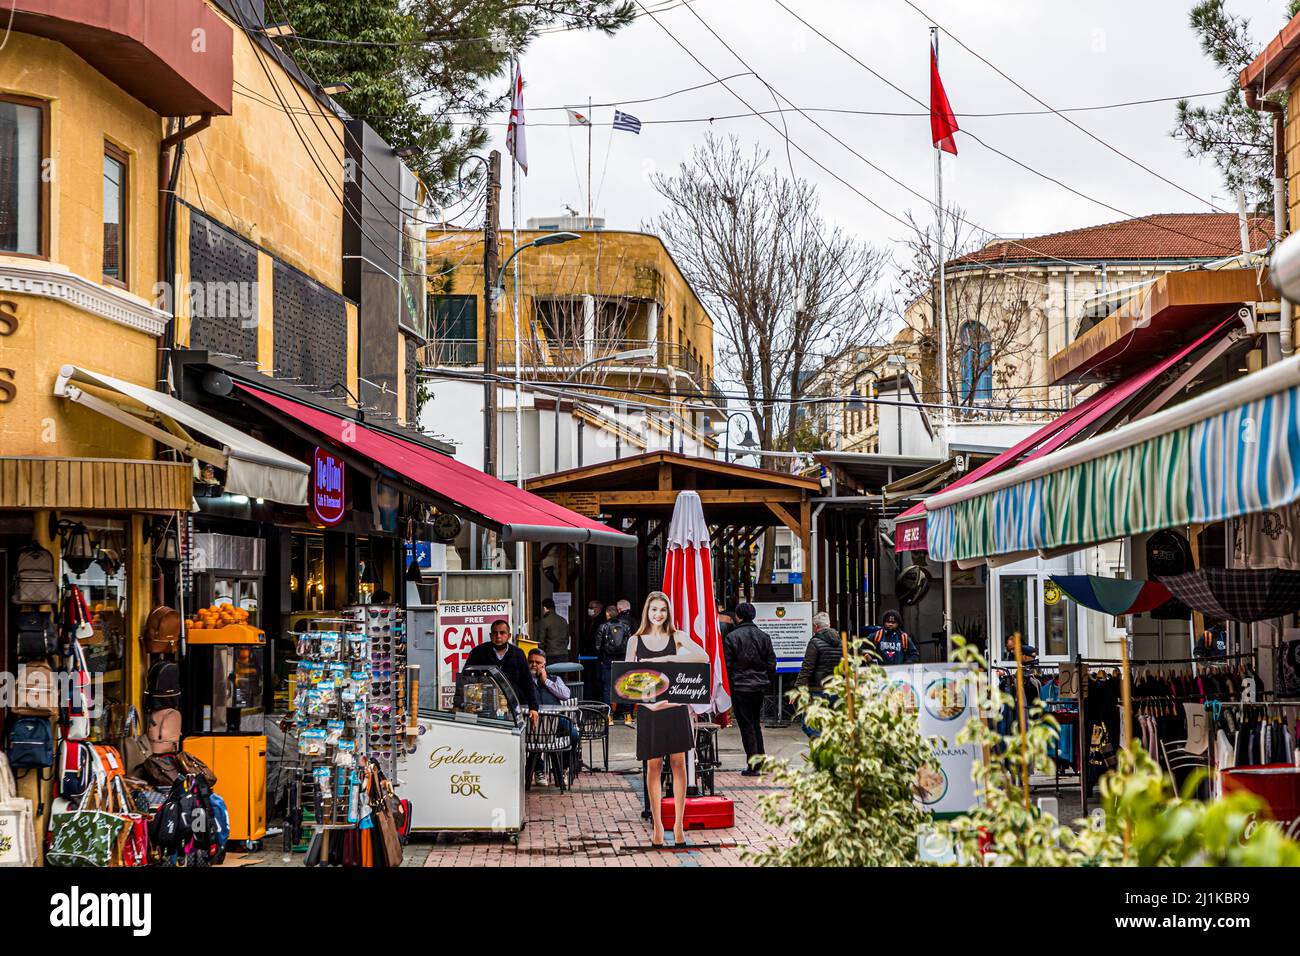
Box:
[896, 205, 1045, 417]
[649, 134, 888, 453]
[649, 134, 888, 585]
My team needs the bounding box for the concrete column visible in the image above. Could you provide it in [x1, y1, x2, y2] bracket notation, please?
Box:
[582, 294, 596, 361]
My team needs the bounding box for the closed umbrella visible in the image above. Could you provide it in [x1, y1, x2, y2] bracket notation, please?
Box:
[1158, 568, 1300, 623]
[662, 490, 731, 716]
[1049, 575, 1174, 616]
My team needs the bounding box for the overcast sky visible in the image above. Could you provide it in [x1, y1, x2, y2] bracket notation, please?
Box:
[472, 0, 1285, 257]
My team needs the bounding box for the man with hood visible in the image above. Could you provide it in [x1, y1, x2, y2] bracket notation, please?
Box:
[863, 609, 918, 665]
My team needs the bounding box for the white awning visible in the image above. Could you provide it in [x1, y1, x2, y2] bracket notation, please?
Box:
[54, 365, 309, 506]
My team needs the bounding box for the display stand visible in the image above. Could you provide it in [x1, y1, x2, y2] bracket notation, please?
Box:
[344, 604, 407, 782]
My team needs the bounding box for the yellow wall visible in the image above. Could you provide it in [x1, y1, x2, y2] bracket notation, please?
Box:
[0, 297, 156, 459]
[0, 32, 161, 297]
[427, 228, 716, 386]
[177, 11, 344, 292]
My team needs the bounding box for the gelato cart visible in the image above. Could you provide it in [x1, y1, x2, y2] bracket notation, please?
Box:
[396, 666, 526, 839]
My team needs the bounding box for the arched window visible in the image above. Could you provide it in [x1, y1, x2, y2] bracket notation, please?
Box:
[959, 322, 992, 404]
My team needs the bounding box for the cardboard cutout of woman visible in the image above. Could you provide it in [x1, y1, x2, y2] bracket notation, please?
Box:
[626, 590, 708, 846]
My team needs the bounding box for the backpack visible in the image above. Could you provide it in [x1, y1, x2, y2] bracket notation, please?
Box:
[147, 708, 182, 754]
[145, 661, 181, 711]
[602, 620, 631, 659]
[7, 717, 54, 770]
[11, 662, 58, 716]
[12, 544, 57, 605]
[15, 611, 57, 660]
[143, 606, 182, 655]
[58, 740, 93, 799]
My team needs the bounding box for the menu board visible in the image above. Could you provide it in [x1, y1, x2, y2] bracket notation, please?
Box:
[610, 661, 710, 705]
[884, 662, 980, 818]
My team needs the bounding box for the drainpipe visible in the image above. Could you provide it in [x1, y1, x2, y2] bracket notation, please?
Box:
[809, 501, 827, 613]
[1245, 87, 1291, 358]
[156, 114, 214, 393]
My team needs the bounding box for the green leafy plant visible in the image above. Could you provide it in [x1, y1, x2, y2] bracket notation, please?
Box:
[747, 639, 935, 867]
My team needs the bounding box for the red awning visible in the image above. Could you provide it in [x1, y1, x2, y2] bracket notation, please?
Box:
[237, 384, 636, 548]
[895, 317, 1236, 552]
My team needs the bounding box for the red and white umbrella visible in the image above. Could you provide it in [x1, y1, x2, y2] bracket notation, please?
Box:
[662, 490, 731, 716]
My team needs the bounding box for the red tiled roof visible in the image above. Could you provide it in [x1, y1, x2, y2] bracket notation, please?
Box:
[953, 213, 1273, 266]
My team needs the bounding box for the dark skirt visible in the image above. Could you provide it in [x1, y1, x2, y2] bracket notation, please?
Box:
[636, 703, 694, 761]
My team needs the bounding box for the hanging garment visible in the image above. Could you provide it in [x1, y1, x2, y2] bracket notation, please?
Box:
[1216, 729, 1235, 770]
[1233, 502, 1300, 571]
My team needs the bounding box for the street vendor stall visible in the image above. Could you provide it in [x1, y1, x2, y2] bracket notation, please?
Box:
[397, 666, 526, 838]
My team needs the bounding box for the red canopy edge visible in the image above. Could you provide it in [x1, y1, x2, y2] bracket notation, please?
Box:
[894, 316, 1236, 553]
[236, 384, 636, 548]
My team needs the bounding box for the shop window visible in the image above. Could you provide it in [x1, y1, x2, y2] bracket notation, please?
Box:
[59, 518, 128, 737]
[0, 95, 47, 257]
[290, 533, 326, 614]
[102, 142, 128, 285]
[430, 294, 477, 364]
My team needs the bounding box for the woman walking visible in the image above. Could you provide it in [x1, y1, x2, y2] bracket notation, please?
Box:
[627, 590, 708, 846]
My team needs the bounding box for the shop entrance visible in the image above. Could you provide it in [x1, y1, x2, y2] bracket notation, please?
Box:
[991, 560, 1079, 664]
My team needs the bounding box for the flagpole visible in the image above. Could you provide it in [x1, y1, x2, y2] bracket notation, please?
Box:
[932, 26, 954, 652]
[510, 56, 524, 492]
[587, 96, 593, 220]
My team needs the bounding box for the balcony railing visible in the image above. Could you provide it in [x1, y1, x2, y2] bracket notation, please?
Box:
[418, 337, 716, 398]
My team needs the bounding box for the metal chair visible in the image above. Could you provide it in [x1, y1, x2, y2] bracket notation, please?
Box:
[577, 701, 611, 772]
[1159, 738, 1209, 798]
[525, 711, 573, 793]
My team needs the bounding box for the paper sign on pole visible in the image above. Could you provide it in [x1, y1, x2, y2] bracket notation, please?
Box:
[753, 602, 813, 674]
[552, 591, 572, 623]
[436, 600, 513, 709]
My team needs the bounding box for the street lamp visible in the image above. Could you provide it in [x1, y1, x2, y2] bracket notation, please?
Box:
[712, 411, 758, 461]
[492, 231, 581, 306]
[552, 346, 657, 462]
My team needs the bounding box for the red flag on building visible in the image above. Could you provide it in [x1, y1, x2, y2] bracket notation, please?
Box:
[929, 44, 959, 155]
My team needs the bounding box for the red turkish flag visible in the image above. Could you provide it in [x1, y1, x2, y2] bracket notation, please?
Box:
[930, 45, 959, 155]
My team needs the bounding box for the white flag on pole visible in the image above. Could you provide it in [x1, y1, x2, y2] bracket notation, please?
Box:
[565, 107, 591, 127]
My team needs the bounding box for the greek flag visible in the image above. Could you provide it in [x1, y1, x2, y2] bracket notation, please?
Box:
[612, 110, 642, 134]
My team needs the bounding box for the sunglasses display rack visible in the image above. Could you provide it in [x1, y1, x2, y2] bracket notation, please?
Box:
[344, 603, 407, 781]
[291, 616, 371, 829]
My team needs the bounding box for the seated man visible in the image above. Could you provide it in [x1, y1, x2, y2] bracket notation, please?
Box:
[528, 649, 581, 752]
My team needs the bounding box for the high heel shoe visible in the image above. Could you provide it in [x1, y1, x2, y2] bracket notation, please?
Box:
[672, 828, 686, 846]
[651, 824, 665, 847]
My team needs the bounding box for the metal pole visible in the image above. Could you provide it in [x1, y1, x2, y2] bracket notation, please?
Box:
[483, 151, 502, 478]
[932, 27, 948, 417]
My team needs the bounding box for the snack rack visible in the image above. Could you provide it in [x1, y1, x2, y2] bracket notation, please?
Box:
[292, 616, 368, 828]
[343, 603, 407, 781]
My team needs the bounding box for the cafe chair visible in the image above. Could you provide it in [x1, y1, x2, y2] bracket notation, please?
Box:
[578, 701, 611, 772]
[525, 711, 572, 793]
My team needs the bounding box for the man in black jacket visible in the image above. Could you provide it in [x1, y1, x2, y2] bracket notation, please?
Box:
[863, 609, 918, 666]
[723, 602, 777, 774]
[465, 619, 539, 724]
[796, 612, 843, 737]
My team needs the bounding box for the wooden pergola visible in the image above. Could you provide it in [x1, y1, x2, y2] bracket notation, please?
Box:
[525, 451, 821, 611]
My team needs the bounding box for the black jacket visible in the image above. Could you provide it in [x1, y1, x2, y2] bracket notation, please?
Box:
[863, 626, 919, 665]
[595, 617, 631, 662]
[723, 621, 777, 693]
[796, 628, 844, 692]
[464, 641, 539, 709]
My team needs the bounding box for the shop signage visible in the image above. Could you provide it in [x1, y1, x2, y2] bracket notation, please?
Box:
[310, 447, 346, 526]
[896, 516, 926, 552]
[537, 491, 601, 517]
[0, 299, 17, 404]
[436, 600, 512, 709]
[884, 662, 980, 818]
[753, 601, 813, 674]
[397, 716, 524, 832]
[1043, 582, 1061, 606]
[610, 661, 710, 705]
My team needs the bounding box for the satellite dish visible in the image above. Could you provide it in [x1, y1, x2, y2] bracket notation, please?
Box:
[897, 565, 931, 606]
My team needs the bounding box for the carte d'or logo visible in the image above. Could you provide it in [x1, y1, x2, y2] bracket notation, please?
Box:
[427, 746, 506, 770]
[449, 772, 487, 799]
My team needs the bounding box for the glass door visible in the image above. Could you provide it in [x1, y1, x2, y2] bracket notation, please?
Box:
[997, 574, 1038, 663]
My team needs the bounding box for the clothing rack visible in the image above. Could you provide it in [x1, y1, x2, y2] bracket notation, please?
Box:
[1203, 699, 1300, 785]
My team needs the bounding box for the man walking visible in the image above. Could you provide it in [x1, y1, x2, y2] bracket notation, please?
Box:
[723, 602, 777, 775]
[796, 611, 843, 737]
[596, 604, 632, 724]
[535, 597, 570, 664]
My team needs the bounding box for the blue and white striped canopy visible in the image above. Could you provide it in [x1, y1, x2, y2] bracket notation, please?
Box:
[925, 359, 1300, 564]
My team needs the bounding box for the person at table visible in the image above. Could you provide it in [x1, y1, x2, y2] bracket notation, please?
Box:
[723, 602, 777, 774]
[535, 596, 570, 663]
[528, 648, 581, 751]
[626, 591, 709, 847]
[466, 619, 539, 725]
[863, 609, 918, 665]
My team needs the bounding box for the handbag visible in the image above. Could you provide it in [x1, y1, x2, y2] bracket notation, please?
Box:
[144, 606, 182, 655]
[0, 752, 37, 867]
[115, 706, 151, 775]
[175, 750, 218, 788]
[367, 763, 403, 867]
[63, 639, 93, 741]
[46, 774, 129, 868]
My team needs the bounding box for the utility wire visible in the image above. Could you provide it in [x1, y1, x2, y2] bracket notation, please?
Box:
[895, 0, 1227, 212]
[765, 0, 1247, 256]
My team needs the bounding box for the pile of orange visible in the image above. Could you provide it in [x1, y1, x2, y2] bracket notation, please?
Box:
[187, 604, 250, 631]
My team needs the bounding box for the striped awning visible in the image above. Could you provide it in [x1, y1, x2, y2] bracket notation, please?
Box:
[926, 356, 1300, 564]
